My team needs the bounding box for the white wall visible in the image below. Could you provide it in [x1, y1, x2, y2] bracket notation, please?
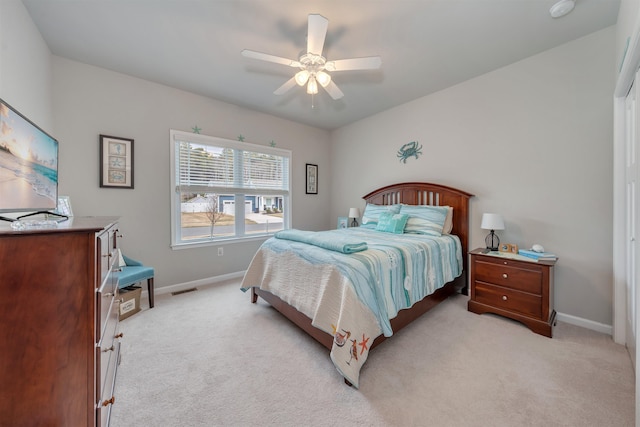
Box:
[617, 0, 640, 70]
[51, 57, 331, 288]
[330, 27, 616, 326]
[0, 0, 52, 131]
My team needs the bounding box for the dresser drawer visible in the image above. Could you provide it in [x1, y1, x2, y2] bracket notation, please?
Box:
[97, 298, 119, 399]
[474, 259, 542, 295]
[98, 233, 110, 289]
[97, 273, 117, 340]
[474, 282, 542, 319]
[96, 340, 120, 427]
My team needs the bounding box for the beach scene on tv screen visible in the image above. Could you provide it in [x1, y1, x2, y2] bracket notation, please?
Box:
[0, 102, 57, 211]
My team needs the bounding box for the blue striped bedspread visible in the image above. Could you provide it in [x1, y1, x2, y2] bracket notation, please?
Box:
[257, 228, 462, 337]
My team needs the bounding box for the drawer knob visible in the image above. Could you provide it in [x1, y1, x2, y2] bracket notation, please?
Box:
[115, 332, 124, 339]
[502, 295, 508, 301]
[101, 396, 115, 407]
[104, 292, 113, 298]
[102, 345, 115, 353]
[502, 273, 508, 279]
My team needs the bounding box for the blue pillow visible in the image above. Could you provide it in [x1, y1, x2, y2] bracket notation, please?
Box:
[361, 203, 401, 229]
[400, 205, 449, 236]
[375, 212, 409, 234]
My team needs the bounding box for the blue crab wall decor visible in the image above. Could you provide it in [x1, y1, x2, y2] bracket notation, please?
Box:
[397, 141, 423, 163]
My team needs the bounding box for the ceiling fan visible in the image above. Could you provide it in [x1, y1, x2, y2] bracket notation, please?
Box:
[241, 14, 381, 100]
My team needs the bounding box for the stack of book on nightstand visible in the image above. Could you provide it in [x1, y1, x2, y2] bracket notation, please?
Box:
[518, 248, 557, 261]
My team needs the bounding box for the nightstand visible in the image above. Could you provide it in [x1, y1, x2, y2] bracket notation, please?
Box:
[467, 248, 556, 337]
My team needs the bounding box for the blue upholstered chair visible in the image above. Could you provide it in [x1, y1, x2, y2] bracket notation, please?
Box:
[117, 254, 155, 308]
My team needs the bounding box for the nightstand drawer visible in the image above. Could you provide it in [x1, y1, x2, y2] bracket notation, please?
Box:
[474, 260, 542, 295]
[474, 282, 542, 318]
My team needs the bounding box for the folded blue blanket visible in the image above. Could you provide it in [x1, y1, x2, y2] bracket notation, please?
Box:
[275, 229, 368, 254]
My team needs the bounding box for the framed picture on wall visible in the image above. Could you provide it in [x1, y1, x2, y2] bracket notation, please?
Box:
[100, 134, 134, 189]
[306, 163, 318, 194]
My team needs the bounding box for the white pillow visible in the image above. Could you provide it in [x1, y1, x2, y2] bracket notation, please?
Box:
[400, 204, 450, 236]
[442, 206, 454, 234]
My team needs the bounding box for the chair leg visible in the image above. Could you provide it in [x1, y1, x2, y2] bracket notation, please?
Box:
[147, 277, 155, 308]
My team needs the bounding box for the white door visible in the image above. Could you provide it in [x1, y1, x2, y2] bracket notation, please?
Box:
[626, 78, 639, 369]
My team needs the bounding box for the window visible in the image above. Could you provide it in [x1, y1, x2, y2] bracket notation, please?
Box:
[170, 130, 290, 247]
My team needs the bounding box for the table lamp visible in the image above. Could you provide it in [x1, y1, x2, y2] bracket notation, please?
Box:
[349, 208, 360, 227]
[481, 213, 505, 251]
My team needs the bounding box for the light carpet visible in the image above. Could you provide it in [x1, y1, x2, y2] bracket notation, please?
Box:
[110, 280, 634, 427]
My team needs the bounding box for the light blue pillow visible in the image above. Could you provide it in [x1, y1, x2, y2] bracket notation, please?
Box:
[401, 204, 449, 236]
[376, 212, 409, 234]
[361, 203, 401, 229]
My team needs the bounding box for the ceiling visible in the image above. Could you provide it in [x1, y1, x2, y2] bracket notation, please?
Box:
[22, 0, 620, 130]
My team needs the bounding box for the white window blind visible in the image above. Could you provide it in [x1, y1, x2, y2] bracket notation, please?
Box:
[170, 129, 291, 247]
[174, 136, 290, 196]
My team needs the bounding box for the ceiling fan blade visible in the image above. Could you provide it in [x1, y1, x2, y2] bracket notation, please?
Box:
[241, 49, 301, 67]
[307, 14, 328, 56]
[325, 56, 382, 72]
[323, 80, 344, 100]
[273, 77, 297, 95]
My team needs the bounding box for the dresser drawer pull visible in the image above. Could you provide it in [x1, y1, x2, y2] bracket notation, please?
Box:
[101, 396, 115, 407]
[102, 345, 115, 353]
[103, 292, 114, 298]
[115, 333, 124, 339]
[502, 273, 508, 279]
[502, 295, 508, 301]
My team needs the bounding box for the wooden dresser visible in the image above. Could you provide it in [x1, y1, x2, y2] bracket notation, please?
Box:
[0, 217, 122, 426]
[467, 248, 556, 337]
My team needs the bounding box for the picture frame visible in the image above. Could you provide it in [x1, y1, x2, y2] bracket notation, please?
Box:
[306, 163, 318, 194]
[337, 216, 348, 229]
[100, 134, 134, 189]
[56, 196, 73, 217]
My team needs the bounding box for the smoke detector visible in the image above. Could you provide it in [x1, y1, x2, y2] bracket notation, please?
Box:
[550, 0, 575, 18]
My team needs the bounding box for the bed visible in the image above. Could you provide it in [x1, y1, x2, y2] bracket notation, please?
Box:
[241, 182, 473, 387]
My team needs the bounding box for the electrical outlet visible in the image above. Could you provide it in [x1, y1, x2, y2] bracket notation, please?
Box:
[218, 247, 224, 256]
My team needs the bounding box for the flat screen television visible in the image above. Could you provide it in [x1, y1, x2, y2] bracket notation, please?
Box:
[0, 97, 61, 221]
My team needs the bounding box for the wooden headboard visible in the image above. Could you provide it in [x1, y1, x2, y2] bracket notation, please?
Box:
[363, 182, 474, 293]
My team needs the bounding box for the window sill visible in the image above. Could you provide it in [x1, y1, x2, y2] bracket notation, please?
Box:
[171, 234, 273, 250]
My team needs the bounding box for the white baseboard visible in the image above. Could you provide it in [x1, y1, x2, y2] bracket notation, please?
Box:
[140, 271, 246, 301]
[556, 311, 612, 336]
[141, 274, 614, 337]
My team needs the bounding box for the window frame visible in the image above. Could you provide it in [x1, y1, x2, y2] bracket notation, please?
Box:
[170, 129, 291, 249]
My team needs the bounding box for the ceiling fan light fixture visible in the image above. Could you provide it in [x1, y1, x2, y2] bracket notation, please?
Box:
[295, 70, 310, 86]
[307, 77, 318, 94]
[549, 0, 575, 18]
[316, 71, 331, 87]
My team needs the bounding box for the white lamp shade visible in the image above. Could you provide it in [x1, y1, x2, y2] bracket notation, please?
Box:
[349, 208, 360, 218]
[306, 77, 318, 94]
[295, 70, 310, 86]
[316, 71, 331, 87]
[481, 213, 505, 230]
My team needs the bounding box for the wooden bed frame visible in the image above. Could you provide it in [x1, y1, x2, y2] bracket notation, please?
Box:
[250, 182, 473, 354]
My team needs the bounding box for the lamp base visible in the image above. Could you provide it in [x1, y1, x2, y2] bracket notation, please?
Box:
[485, 230, 500, 251]
[351, 218, 358, 227]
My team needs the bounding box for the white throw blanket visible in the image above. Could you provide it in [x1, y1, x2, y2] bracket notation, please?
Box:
[242, 248, 380, 388]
